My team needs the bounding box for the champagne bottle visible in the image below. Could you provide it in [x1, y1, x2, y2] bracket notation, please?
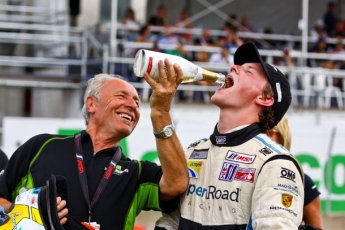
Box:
[133, 49, 225, 84]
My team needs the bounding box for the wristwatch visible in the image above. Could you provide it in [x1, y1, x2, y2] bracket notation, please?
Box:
[154, 124, 175, 139]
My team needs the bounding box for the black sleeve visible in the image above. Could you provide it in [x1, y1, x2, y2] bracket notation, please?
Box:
[159, 195, 180, 213]
[140, 160, 180, 213]
[0, 134, 52, 201]
[304, 173, 321, 206]
[0, 148, 8, 171]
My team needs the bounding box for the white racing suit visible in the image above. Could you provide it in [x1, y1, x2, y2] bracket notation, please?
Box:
[156, 124, 304, 230]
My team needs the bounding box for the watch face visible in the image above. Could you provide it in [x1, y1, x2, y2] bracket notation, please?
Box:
[154, 124, 174, 138]
[166, 127, 173, 136]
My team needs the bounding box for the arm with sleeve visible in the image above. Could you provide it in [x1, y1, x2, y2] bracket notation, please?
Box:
[250, 157, 304, 229]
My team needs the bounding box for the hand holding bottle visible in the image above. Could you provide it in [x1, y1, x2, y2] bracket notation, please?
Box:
[143, 58, 183, 114]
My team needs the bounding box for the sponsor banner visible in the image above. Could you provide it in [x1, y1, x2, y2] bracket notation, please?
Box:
[2, 105, 345, 212]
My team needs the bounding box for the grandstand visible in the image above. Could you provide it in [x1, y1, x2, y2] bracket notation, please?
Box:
[1, 0, 345, 118]
[0, 0, 345, 229]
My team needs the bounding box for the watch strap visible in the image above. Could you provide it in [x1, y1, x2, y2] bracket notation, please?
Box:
[154, 124, 175, 139]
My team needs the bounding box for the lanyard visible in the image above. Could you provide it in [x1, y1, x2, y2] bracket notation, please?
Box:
[74, 132, 122, 223]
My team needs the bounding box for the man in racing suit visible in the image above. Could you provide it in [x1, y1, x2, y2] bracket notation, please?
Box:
[154, 42, 304, 229]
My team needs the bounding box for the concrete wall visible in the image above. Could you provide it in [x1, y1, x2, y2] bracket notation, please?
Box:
[0, 84, 82, 118]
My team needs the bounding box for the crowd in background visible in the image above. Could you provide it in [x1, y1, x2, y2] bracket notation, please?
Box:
[117, 2, 345, 104]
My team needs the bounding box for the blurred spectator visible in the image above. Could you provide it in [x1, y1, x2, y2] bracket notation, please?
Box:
[193, 51, 215, 102]
[240, 14, 256, 32]
[310, 19, 328, 40]
[193, 50, 209, 62]
[69, 0, 80, 27]
[0, 148, 8, 173]
[310, 37, 332, 67]
[214, 36, 227, 47]
[311, 37, 331, 53]
[148, 4, 169, 26]
[175, 9, 194, 43]
[157, 25, 181, 51]
[209, 45, 234, 65]
[135, 25, 155, 43]
[121, 7, 140, 41]
[198, 28, 215, 46]
[166, 42, 188, 58]
[223, 13, 239, 31]
[121, 7, 140, 27]
[224, 25, 244, 51]
[332, 39, 345, 54]
[322, 60, 344, 98]
[329, 20, 345, 38]
[274, 46, 296, 67]
[323, 1, 338, 36]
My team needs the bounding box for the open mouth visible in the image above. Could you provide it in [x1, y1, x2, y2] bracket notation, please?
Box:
[223, 76, 234, 88]
[119, 113, 133, 121]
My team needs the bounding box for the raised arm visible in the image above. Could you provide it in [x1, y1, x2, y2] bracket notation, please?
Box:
[143, 58, 188, 201]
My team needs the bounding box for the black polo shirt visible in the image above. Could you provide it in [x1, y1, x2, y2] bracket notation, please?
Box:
[0, 130, 171, 230]
[0, 148, 8, 171]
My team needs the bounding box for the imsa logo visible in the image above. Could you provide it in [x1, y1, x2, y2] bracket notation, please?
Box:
[226, 151, 256, 164]
[280, 167, 296, 182]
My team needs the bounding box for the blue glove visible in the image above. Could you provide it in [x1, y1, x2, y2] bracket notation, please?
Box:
[0, 206, 9, 225]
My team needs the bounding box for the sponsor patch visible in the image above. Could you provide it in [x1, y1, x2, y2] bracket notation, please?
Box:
[186, 184, 240, 202]
[187, 138, 207, 148]
[282, 193, 293, 208]
[270, 206, 297, 217]
[215, 136, 226, 144]
[219, 162, 239, 182]
[113, 165, 129, 175]
[189, 149, 208, 159]
[234, 167, 255, 183]
[226, 151, 256, 164]
[259, 147, 272, 156]
[280, 167, 296, 182]
[188, 160, 203, 178]
[274, 183, 299, 196]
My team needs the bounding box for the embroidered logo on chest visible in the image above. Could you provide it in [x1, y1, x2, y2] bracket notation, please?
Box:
[188, 160, 203, 179]
[259, 147, 273, 156]
[189, 149, 208, 159]
[218, 162, 239, 182]
[215, 136, 226, 144]
[234, 167, 256, 183]
[225, 151, 256, 164]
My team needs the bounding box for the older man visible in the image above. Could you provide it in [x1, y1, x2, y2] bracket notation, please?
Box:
[0, 64, 188, 230]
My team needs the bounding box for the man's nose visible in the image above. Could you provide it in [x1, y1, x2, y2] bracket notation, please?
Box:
[230, 64, 240, 74]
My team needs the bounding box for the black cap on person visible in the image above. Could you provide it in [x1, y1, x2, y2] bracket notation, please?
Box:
[234, 42, 292, 128]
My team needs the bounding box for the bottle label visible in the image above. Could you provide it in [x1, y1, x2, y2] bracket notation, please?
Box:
[146, 57, 153, 74]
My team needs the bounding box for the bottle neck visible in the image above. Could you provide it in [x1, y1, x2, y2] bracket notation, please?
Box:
[202, 69, 225, 83]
